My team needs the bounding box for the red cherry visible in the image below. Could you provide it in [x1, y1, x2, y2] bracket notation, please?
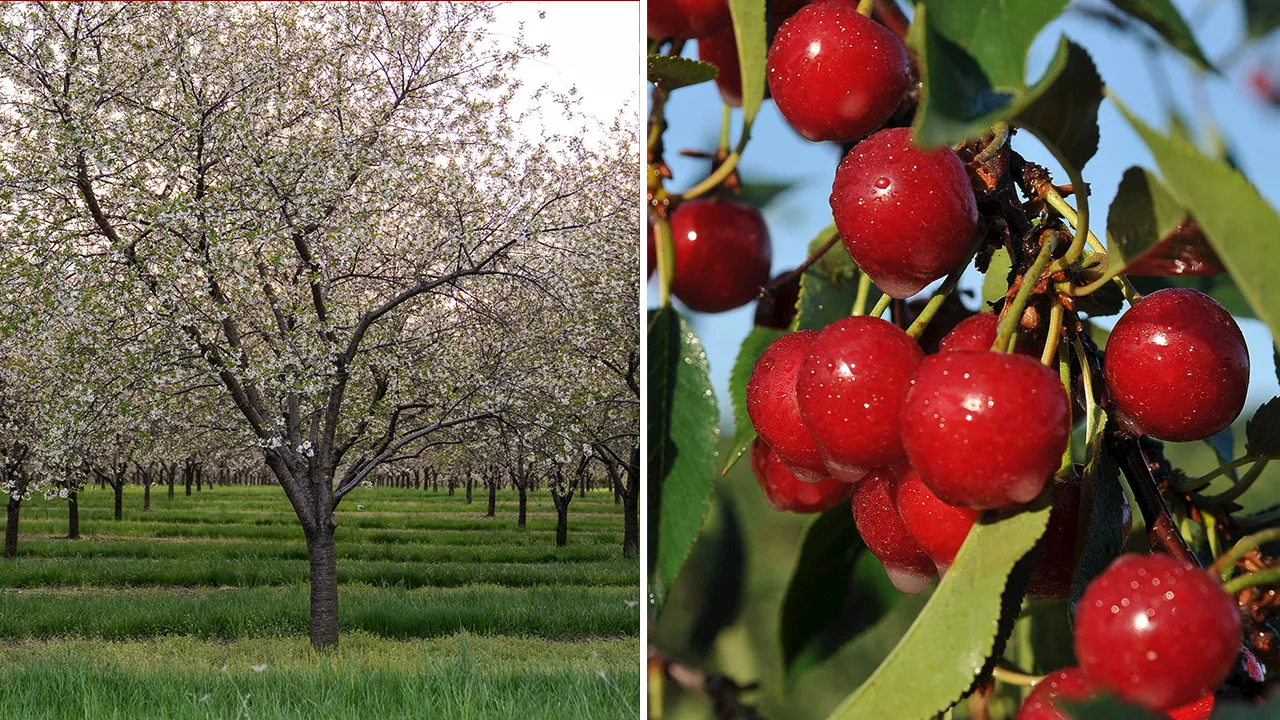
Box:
[893, 464, 978, 575]
[831, 128, 979, 298]
[697, 29, 742, 107]
[648, 0, 732, 39]
[795, 316, 923, 483]
[766, 3, 908, 142]
[647, 217, 656, 280]
[669, 199, 772, 313]
[749, 438, 851, 513]
[746, 331, 829, 482]
[1014, 667, 1096, 720]
[1025, 469, 1132, 599]
[939, 313, 999, 353]
[754, 270, 800, 329]
[852, 467, 935, 593]
[1076, 553, 1241, 711]
[901, 350, 1069, 509]
[1104, 288, 1249, 442]
[1165, 694, 1214, 720]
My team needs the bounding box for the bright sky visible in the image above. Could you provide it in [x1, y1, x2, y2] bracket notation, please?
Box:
[492, 1, 641, 139]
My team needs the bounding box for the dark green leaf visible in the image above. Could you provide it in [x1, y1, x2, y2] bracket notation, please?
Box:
[737, 181, 792, 210]
[1106, 0, 1214, 70]
[1065, 696, 1161, 719]
[1205, 427, 1240, 482]
[1246, 397, 1280, 459]
[825, 493, 1052, 719]
[688, 494, 746, 657]
[917, 0, 1069, 89]
[983, 247, 1013, 307]
[723, 326, 785, 474]
[729, 0, 767, 127]
[1128, 274, 1255, 319]
[647, 55, 718, 91]
[1070, 433, 1128, 605]
[781, 506, 904, 690]
[1213, 693, 1280, 718]
[1244, 0, 1280, 41]
[1074, 278, 1123, 318]
[1116, 102, 1280, 338]
[1011, 39, 1104, 172]
[909, 7, 1014, 148]
[648, 307, 720, 613]
[792, 225, 865, 331]
[1108, 167, 1190, 270]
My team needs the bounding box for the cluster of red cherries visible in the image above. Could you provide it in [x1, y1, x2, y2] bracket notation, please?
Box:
[651, 0, 1255, 717]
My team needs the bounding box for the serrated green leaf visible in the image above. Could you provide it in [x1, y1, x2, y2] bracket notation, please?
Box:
[1070, 437, 1127, 605]
[1244, 0, 1280, 41]
[1011, 38, 1104, 172]
[647, 55, 718, 91]
[1106, 0, 1214, 71]
[909, 7, 1013, 148]
[729, 0, 767, 127]
[792, 225, 865, 331]
[1074, 278, 1124, 318]
[737, 181, 791, 210]
[1246, 397, 1280, 459]
[1106, 167, 1207, 275]
[648, 307, 720, 614]
[825, 494, 1053, 720]
[687, 494, 746, 657]
[1115, 101, 1280, 338]
[983, 247, 1013, 307]
[723, 326, 785, 474]
[917, 0, 1069, 89]
[781, 506, 905, 690]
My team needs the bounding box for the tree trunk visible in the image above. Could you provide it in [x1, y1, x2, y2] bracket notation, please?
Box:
[518, 485, 528, 528]
[167, 474, 174, 500]
[555, 502, 568, 547]
[143, 480, 151, 511]
[487, 478, 496, 517]
[4, 495, 19, 559]
[196, 466, 202, 492]
[185, 465, 193, 496]
[623, 448, 639, 560]
[306, 526, 340, 649]
[465, 476, 472, 504]
[113, 482, 123, 521]
[67, 491, 79, 540]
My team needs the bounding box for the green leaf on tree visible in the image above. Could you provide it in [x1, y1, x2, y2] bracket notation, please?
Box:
[1106, 0, 1215, 71]
[723, 326, 785, 474]
[1116, 101, 1280, 339]
[824, 494, 1052, 720]
[1205, 426, 1240, 482]
[780, 505, 905, 690]
[1074, 278, 1124, 318]
[1106, 167, 1220, 276]
[648, 307, 720, 614]
[792, 225, 864, 331]
[1070, 431, 1128, 605]
[1065, 695, 1161, 719]
[917, 0, 1070, 89]
[647, 55, 719, 91]
[737, 181, 792, 210]
[1246, 397, 1280, 459]
[983, 247, 1013, 307]
[1011, 38, 1104, 173]
[909, 7, 1014, 149]
[1212, 692, 1280, 718]
[729, 0, 767, 128]
[1244, 0, 1280, 41]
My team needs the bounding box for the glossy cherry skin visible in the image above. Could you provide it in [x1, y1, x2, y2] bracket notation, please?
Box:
[831, 128, 979, 298]
[1104, 288, 1249, 442]
[750, 438, 851, 513]
[669, 199, 772, 313]
[697, 28, 743, 107]
[893, 464, 978, 575]
[766, 2, 908, 142]
[852, 467, 935, 593]
[1165, 694, 1214, 720]
[795, 316, 924, 483]
[754, 270, 800, 329]
[746, 331, 830, 482]
[648, 0, 732, 39]
[1014, 667, 1096, 720]
[1076, 553, 1241, 711]
[1026, 469, 1132, 599]
[901, 350, 1070, 509]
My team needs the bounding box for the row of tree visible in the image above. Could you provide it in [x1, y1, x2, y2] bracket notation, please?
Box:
[0, 2, 638, 648]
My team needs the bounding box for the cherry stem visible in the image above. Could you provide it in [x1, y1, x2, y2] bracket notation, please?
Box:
[1212, 527, 1280, 581]
[991, 666, 1044, 688]
[654, 217, 675, 306]
[678, 151, 741, 201]
[992, 231, 1059, 352]
[870, 292, 892, 319]
[851, 272, 872, 316]
[1108, 432, 1197, 566]
[1039, 300, 1063, 366]
[1055, 341, 1073, 476]
[856, 0, 875, 16]
[1025, 130, 1089, 275]
[765, 229, 839, 299]
[1172, 454, 1261, 493]
[973, 122, 1010, 165]
[904, 235, 983, 338]
[1194, 458, 1271, 510]
[718, 104, 731, 153]
[1223, 567, 1280, 596]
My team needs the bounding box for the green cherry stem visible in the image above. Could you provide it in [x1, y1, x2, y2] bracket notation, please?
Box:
[654, 216, 675, 307]
[856, 0, 875, 16]
[1194, 459, 1272, 510]
[1223, 567, 1280, 596]
[1172, 455, 1261, 493]
[1040, 300, 1064, 366]
[850, 272, 872, 317]
[717, 104, 731, 153]
[992, 666, 1045, 688]
[1023, 130, 1088, 274]
[1211, 527, 1280, 581]
[992, 231, 1059, 353]
[904, 234, 984, 339]
[869, 292, 892, 319]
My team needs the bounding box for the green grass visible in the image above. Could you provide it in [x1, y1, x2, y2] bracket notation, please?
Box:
[1, 484, 638, 717]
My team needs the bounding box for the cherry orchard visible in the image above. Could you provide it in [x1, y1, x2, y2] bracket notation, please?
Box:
[648, 0, 1280, 717]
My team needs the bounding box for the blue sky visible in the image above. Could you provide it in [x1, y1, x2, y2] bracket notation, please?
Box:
[650, 0, 1280, 427]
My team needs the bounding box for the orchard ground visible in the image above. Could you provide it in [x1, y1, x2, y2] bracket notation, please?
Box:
[0, 483, 640, 720]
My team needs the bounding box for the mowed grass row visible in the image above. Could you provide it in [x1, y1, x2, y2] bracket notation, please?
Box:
[0, 556, 637, 589]
[0, 633, 639, 720]
[0, 584, 640, 639]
